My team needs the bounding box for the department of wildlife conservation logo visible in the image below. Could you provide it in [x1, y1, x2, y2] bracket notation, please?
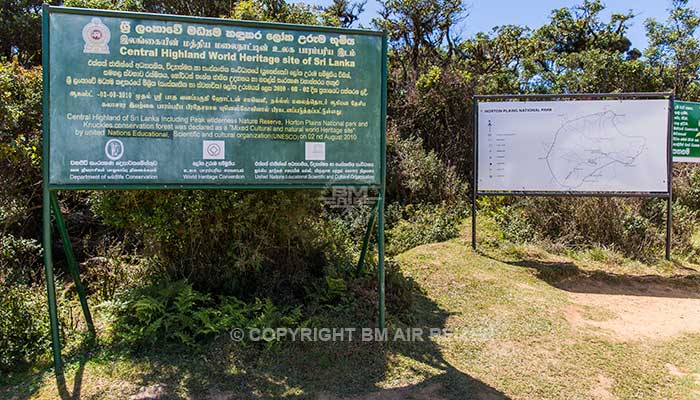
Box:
[105, 139, 124, 160]
[83, 18, 110, 54]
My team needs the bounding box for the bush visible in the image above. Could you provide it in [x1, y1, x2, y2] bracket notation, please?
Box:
[386, 127, 469, 205]
[387, 203, 465, 255]
[0, 59, 44, 285]
[491, 204, 538, 244]
[487, 195, 695, 261]
[110, 280, 302, 349]
[0, 284, 51, 370]
[388, 63, 474, 177]
[89, 190, 354, 299]
[0, 281, 81, 372]
[79, 240, 151, 302]
[672, 165, 700, 216]
[0, 234, 42, 285]
[670, 202, 697, 255]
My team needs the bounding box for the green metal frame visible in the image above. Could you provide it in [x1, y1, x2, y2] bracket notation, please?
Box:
[42, 4, 63, 372]
[50, 192, 95, 337]
[356, 200, 379, 276]
[42, 5, 388, 373]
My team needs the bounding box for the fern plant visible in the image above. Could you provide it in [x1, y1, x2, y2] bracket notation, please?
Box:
[111, 280, 303, 349]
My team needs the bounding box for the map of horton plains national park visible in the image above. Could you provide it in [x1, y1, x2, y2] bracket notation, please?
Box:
[542, 111, 647, 190]
[477, 99, 669, 193]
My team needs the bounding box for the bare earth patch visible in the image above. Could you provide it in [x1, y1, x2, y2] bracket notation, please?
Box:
[590, 374, 616, 400]
[561, 278, 700, 340]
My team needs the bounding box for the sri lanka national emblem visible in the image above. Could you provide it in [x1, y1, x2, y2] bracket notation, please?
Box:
[82, 18, 110, 54]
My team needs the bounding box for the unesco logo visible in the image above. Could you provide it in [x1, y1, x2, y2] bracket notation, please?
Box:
[207, 143, 222, 157]
[202, 140, 225, 160]
[105, 139, 124, 160]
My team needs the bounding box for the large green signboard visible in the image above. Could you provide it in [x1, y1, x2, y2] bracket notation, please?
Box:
[672, 101, 700, 163]
[46, 7, 386, 187]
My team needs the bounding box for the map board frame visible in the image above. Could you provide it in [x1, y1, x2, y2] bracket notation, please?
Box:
[470, 93, 674, 260]
[42, 5, 388, 373]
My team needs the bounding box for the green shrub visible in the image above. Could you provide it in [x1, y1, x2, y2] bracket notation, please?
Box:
[0, 234, 42, 285]
[486, 195, 695, 261]
[89, 190, 353, 298]
[387, 61, 474, 178]
[0, 281, 80, 372]
[620, 213, 662, 260]
[491, 205, 537, 243]
[386, 127, 468, 205]
[0, 284, 51, 370]
[672, 164, 700, 213]
[670, 202, 697, 255]
[110, 280, 302, 349]
[79, 240, 152, 302]
[387, 203, 465, 255]
[0, 59, 44, 284]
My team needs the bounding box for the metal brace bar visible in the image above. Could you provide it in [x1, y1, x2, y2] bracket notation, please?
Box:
[356, 200, 379, 276]
[50, 192, 96, 336]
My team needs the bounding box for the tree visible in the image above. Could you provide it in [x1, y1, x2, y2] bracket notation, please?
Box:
[63, 0, 144, 12]
[0, 0, 61, 66]
[374, 0, 473, 181]
[65, 0, 234, 17]
[141, 0, 235, 17]
[459, 25, 531, 94]
[375, 0, 465, 77]
[522, 0, 653, 93]
[323, 0, 365, 27]
[536, 0, 634, 55]
[645, 0, 700, 100]
[231, 0, 317, 25]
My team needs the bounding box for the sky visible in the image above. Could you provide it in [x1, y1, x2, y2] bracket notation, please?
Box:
[292, 0, 700, 51]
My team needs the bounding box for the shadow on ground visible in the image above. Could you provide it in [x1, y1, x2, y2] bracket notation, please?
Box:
[500, 257, 700, 299]
[3, 265, 510, 400]
[55, 357, 86, 400]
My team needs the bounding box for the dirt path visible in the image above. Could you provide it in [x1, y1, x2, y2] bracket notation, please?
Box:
[561, 278, 700, 340]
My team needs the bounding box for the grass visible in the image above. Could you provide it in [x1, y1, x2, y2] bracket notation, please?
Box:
[3, 218, 700, 399]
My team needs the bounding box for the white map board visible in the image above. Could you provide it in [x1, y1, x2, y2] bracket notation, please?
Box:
[477, 99, 670, 193]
